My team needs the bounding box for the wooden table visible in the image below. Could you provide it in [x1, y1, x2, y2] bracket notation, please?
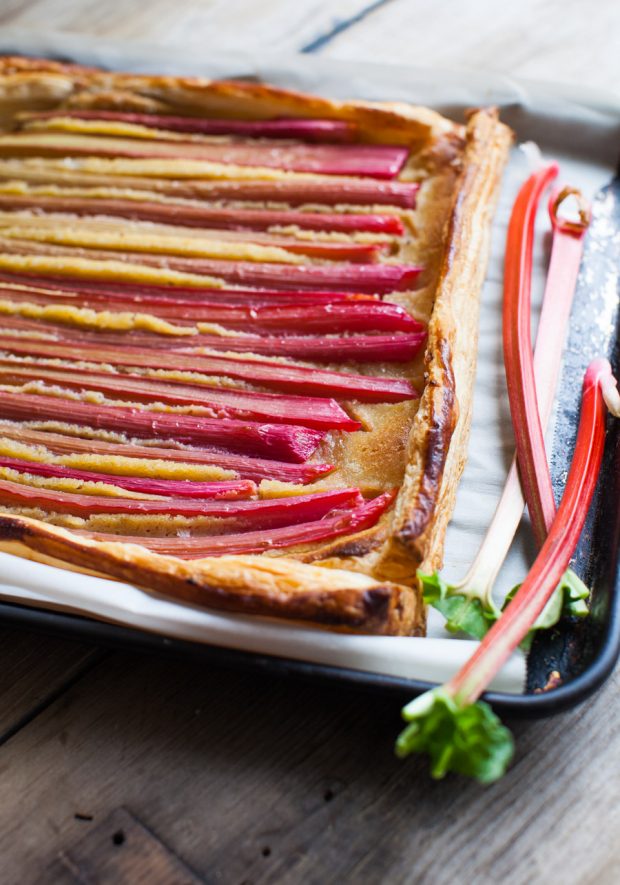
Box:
[0, 3, 619, 882]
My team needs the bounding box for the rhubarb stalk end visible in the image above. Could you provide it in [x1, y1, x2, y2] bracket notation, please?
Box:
[395, 687, 514, 784]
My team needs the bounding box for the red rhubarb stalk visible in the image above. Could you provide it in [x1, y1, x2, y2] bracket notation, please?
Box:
[0, 359, 360, 431]
[0, 338, 418, 402]
[0, 132, 409, 179]
[503, 163, 560, 547]
[0, 456, 257, 498]
[0, 195, 406, 235]
[21, 111, 358, 142]
[448, 360, 619, 703]
[0, 424, 333, 484]
[0, 389, 326, 462]
[79, 489, 397, 556]
[396, 362, 620, 783]
[0, 479, 361, 523]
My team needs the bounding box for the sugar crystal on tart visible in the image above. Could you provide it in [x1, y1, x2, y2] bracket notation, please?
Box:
[0, 57, 512, 634]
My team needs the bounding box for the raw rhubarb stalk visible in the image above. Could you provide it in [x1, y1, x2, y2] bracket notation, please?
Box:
[21, 111, 359, 142]
[0, 195, 406, 235]
[0, 423, 333, 484]
[505, 185, 593, 548]
[421, 176, 593, 638]
[0, 478, 361, 522]
[79, 489, 397, 556]
[395, 361, 620, 783]
[0, 337, 418, 401]
[0, 132, 409, 179]
[0, 358, 360, 431]
[503, 164, 561, 547]
[0, 389, 326, 462]
[0, 456, 257, 498]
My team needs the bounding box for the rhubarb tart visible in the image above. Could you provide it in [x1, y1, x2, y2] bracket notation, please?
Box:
[0, 57, 512, 635]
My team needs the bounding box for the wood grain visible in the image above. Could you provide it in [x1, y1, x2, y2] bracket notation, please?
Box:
[322, 0, 620, 95]
[0, 626, 100, 740]
[0, 0, 384, 54]
[0, 652, 617, 883]
[47, 807, 201, 884]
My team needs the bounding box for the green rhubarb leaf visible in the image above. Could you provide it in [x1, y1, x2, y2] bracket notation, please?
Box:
[419, 571, 497, 640]
[503, 568, 590, 651]
[395, 688, 514, 784]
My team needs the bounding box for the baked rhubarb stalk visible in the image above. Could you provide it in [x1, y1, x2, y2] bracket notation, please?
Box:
[0, 389, 328, 462]
[0, 479, 361, 523]
[0, 359, 360, 430]
[0, 456, 257, 498]
[79, 490, 398, 557]
[0, 318, 426, 363]
[0, 162, 420, 207]
[0, 131, 410, 178]
[0, 424, 333, 484]
[0, 295, 419, 334]
[0, 247, 423, 293]
[0, 274, 382, 303]
[18, 111, 360, 142]
[0, 338, 419, 401]
[0, 195, 407, 235]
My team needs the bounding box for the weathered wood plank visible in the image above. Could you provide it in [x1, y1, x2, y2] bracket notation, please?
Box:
[0, 0, 378, 55]
[321, 0, 620, 94]
[0, 651, 617, 883]
[46, 807, 201, 884]
[0, 625, 100, 741]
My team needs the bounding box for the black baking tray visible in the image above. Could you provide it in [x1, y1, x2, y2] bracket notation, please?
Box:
[0, 40, 618, 716]
[0, 178, 617, 717]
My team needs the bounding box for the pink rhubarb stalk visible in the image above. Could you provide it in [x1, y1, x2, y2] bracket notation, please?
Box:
[0, 337, 418, 402]
[0, 456, 257, 498]
[0, 293, 419, 333]
[21, 110, 359, 142]
[0, 424, 333, 484]
[0, 316, 425, 363]
[0, 171, 419, 208]
[0, 251, 422, 293]
[0, 389, 326, 462]
[503, 165, 571, 547]
[0, 359, 360, 431]
[0, 479, 361, 523]
[1, 133, 409, 179]
[0, 275, 381, 304]
[0, 195, 406, 235]
[79, 489, 397, 557]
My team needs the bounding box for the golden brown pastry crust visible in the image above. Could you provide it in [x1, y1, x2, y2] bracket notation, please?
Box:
[0, 58, 512, 635]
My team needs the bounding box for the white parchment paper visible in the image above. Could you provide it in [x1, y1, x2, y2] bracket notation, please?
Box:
[0, 30, 618, 692]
